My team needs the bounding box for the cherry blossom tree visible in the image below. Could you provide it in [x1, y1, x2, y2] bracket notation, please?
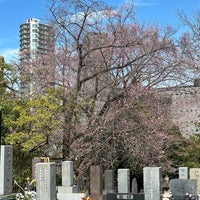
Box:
[178, 9, 200, 80]
[47, 0, 190, 157]
[6, 0, 195, 187]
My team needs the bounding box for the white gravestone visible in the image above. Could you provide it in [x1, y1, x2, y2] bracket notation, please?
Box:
[143, 167, 162, 200]
[62, 161, 73, 186]
[179, 167, 188, 179]
[118, 169, 130, 193]
[57, 161, 85, 200]
[36, 162, 56, 200]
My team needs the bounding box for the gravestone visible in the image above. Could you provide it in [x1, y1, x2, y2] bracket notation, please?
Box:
[190, 168, 200, 194]
[57, 193, 85, 200]
[104, 170, 115, 193]
[62, 161, 73, 186]
[179, 167, 188, 179]
[169, 179, 197, 200]
[36, 162, 56, 200]
[143, 167, 161, 200]
[32, 157, 42, 179]
[0, 145, 13, 195]
[118, 169, 130, 193]
[90, 165, 103, 200]
[32, 157, 50, 179]
[57, 161, 81, 200]
[106, 193, 144, 200]
[57, 161, 78, 193]
[131, 178, 138, 193]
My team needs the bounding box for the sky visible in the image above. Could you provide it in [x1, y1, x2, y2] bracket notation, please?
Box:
[0, 0, 200, 63]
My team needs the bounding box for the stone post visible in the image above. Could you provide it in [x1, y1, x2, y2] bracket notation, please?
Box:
[0, 145, 13, 195]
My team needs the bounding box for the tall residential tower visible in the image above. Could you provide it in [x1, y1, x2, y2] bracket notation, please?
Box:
[19, 18, 55, 96]
[20, 18, 55, 58]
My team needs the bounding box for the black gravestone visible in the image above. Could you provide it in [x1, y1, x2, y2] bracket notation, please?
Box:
[106, 193, 144, 200]
[169, 179, 197, 200]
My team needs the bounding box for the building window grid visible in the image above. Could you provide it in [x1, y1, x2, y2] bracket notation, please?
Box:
[20, 18, 55, 56]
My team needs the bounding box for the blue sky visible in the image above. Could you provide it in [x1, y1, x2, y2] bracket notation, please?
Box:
[0, 0, 200, 63]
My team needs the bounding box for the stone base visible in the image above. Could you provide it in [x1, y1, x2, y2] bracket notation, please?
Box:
[57, 185, 78, 193]
[103, 190, 115, 195]
[0, 193, 16, 200]
[57, 193, 85, 200]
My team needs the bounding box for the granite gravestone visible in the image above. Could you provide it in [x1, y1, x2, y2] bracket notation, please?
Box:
[57, 160, 78, 193]
[169, 179, 197, 200]
[32, 157, 42, 179]
[0, 145, 13, 195]
[143, 167, 162, 200]
[36, 162, 56, 200]
[190, 168, 200, 194]
[118, 169, 130, 193]
[104, 170, 115, 193]
[131, 178, 138, 193]
[179, 167, 188, 179]
[62, 161, 73, 186]
[90, 165, 103, 200]
[57, 161, 85, 200]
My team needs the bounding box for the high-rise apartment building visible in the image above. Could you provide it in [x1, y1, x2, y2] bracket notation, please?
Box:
[19, 18, 55, 96]
[20, 18, 55, 58]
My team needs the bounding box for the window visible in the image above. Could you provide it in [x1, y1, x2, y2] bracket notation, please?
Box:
[32, 39, 37, 43]
[32, 24, 38, 28]
[31, 43, 38, 49]
[32, 34, 37, 39]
